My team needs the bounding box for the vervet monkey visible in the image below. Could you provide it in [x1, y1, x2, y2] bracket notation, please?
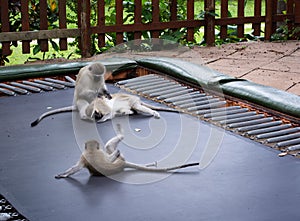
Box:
[55, 125, 199, 178]
[74, 62, 111, 120]
[31, 93, 179, 126]
[91, 93, 180, 122]
[31, 62, 111, 127]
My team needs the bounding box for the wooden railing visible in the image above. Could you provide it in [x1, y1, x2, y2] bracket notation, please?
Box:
[0, 0, 299, 58]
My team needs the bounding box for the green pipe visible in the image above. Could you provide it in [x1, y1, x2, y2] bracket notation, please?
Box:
[0, 58, 137, 82]
[137, 57, 300, 119]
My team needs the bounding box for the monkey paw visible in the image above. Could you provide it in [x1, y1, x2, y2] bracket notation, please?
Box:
[153, 111, 160, 119]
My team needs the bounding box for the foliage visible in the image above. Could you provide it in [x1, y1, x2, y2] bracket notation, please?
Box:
[0, 0, 66, 65]
[271, 20, 300, 41]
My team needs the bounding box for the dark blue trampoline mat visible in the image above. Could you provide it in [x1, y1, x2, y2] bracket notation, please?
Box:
[0, 84, 299, 221]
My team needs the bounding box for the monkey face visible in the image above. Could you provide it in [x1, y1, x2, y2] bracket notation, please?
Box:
[85, 140, 100, 151]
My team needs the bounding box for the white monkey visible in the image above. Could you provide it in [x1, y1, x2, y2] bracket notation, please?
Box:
[31, 62, 111, 127]
[31, 93, 180, 126]
[55, 125, 199, 178]
[91, 93, 180, 122]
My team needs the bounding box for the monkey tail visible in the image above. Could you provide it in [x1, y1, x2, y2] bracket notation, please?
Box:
[124, 162, 199, 172]
[31, 105, 76, 127]
[141, 102, 180, 113]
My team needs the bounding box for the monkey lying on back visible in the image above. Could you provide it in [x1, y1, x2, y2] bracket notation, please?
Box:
[31, 62, 111, 127]
[31, 93, 179, 126]
[55, 125, 199, 178]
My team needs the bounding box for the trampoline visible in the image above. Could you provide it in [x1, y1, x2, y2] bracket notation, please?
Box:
[0, 58, 300, 221]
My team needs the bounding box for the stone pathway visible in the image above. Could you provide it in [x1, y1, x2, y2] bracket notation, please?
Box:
[189, 41, 300, 96]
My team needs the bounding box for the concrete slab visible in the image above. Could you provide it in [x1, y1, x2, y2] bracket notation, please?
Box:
[262, 56, 300, 73]
[241, 69, 299, 91]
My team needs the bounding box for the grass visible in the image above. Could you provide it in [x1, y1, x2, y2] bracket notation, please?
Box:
[6, 0, 265, 66]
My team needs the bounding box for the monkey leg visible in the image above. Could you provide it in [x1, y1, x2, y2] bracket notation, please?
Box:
[132, 103, 160, 119]
[104, 133, 124, 154]
[108, 149, 121, 162]
[55, 161, 84, 179]
[76, 99, 93, 120]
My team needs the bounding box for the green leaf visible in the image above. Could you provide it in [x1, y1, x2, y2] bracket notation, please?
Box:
[50, 40, 59, 52]
[33, 45, 41, 55]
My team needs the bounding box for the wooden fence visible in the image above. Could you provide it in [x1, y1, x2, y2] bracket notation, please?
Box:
[0, 0, 299, 58]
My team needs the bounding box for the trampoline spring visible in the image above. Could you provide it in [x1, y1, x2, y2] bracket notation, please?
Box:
[195, 106, 242, 115]
[0, 83, 28, 95]
[34, 80, 65, 89]
[266, 132, 300, 143]
[157, 88, 194, 100]
[148, 86, 189, 97]
[276, 138, 300, 148]
[189, 101, 227, 111]
[118, 74, 160, 85]
[141, 84, 182, 94]
[212, 111, 257, 122]
[204, 108, 249, 119]
[219, 114, 264, 125]
[10, 82, 42, 93]
[65, 76, 76, 84]
[22, 81, 53, 91]
[256, 127, 300, 139]
[228, 117, 274, 128]
[164, 92, 206, 103]
[0, 88, 16, 96]
[287, 144, 300, 151]
[126, 78, 171, 89]
[187, 98, 222, 111]
[247, 124, 292, 136]
[175, 96, 214, 107]
[237, 121, 283, 132]
[45, 78, 75, 88]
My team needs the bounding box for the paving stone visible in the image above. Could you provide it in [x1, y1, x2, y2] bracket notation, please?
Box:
[241, 69, 300, 93]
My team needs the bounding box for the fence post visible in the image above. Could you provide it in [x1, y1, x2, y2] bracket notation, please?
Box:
[295, 0, 300, 33]
[40, 0, 49, 52]
[187, 0, 194, 42]
[116, 0, 123, 44]
[265, 0, 276, 40]
[0, 0, 12, 57]
[80, 0, 91, 57]
[21, 0, 31, 53]
[204, 0, 215, 46]
[220, 0, 228, 40]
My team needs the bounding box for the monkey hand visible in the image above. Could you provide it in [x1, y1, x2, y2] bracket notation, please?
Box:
[152, 111, 160, 119]
[55, 174, 68, 179]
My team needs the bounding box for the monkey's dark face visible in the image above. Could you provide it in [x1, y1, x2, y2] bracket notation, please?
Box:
[85, 140, 100, 151]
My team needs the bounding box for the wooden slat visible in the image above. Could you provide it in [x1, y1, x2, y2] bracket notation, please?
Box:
[116, 0, 123, 44]
[97, 0, 106, 48]
[204, 0, 215, 46]
[0, 29, 80, 42]
[295, 0, 300, 24]
[134, 0, 142, 40]
[59, 0, 68, 50]
[187, 0, 195, 42]
[265, 0, 275, 40]
[39, 0, 49, 52]
[152, 0, 160, 38]
[77, 0, 82, 51]
[91, 20, 206, 34]
[237, 0, 245, 38]
[170, 0, 177, 21]
[80, 0, 91, 57]
[252, 0, 262, 36]
[220, 0, 228, 39]
[21, 0, 31, 54]
[0, 0, 12, 56]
